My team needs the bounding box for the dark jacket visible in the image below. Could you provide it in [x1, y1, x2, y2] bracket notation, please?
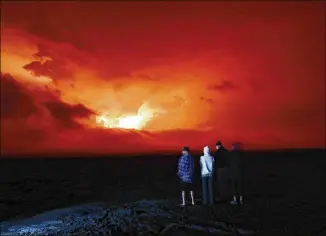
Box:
[215, 146, 229, 168]
[229, 150, 243, 179]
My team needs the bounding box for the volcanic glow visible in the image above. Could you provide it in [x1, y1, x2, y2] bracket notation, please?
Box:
[95, 103, 156, 130]
[1, 1, 325, 154]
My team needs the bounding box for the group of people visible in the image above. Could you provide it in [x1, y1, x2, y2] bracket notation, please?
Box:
[177, 141, 243, 206]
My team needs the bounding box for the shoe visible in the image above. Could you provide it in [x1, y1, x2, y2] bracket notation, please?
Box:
[239, 196, 243, 204]
[230, 200, 238, 205]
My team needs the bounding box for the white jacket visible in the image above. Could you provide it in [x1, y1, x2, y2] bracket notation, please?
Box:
[200, 146, 215, 177]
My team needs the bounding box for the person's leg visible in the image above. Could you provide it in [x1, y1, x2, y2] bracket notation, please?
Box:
[190, 186, 195, 206]
[202, 176, 208, 205]
[214, 171, 219, 200]
[218, 168, 226, 199]
[216, 168, 222, 199]
[224, 168, 231, 197]
[180, 181, 186, 206]
[208, 175, 214, 205]
[238, 174, 243, 204]
[181, 191, 186, 206]
[230, 178, 237, 204]
[226, 168, 232, 197]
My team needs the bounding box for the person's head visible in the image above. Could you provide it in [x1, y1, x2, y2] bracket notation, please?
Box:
[182, 146, 190, 155]
[216, 141, 223, 150]
[203, 146, 210, 155]
[232, 142, 241, 151]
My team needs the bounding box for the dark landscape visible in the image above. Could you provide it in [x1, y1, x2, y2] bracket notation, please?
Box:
[1, 149, 326, 235]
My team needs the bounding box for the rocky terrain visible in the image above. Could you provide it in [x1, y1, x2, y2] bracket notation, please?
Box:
[1, 149, 326, 235]
[2, 200, 257, 236]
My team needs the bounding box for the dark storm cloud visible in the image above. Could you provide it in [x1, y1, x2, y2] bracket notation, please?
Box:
[1, 73, 94, 130]
[44, 100, 95, 129]
[208, 80, 237, 93]
[0, 73, 38, 119]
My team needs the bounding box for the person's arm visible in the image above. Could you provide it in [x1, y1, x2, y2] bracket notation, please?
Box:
[177, 157, 181, 176]
[189, 156, 194, 175]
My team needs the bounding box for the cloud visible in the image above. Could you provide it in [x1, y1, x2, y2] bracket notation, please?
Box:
[1, 2, 325, 153]
[1, 72, 94, 131]
[0, 73, 38, 119]
[208, 80, 237, 93]
[0, 73, 223, 154]
[43, 100, 95, 129]
[199, 96, 214, 104]
[23, 59, 73, 81]
[0, 73, 49, 153]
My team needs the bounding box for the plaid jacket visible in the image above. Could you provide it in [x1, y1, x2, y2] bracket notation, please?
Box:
[178, 154, 195, 183]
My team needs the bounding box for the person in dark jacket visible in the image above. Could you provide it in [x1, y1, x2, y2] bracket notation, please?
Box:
[214, 141, 229, 200]
[229, 142, 244, 204]
[177, 146, 195, 206]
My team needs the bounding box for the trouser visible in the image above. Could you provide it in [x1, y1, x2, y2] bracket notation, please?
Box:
[215, 168, 228, 198]
[180, 180, 194, 192]
[231, 175, 243, 196]
[202, 175, 214, 205]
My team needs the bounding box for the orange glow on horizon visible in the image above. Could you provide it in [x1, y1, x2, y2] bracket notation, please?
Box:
[95, 103, 162, 130]
[1, 1, 325, 154]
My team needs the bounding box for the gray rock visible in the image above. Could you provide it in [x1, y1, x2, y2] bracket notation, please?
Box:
[1, 200, 255, 235]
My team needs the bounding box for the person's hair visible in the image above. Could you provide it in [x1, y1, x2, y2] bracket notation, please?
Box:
[182, 146, 190, 152]
[216, 141, 222, 146]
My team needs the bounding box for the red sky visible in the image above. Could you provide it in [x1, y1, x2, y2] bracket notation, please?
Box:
[1, 1, 325, 155]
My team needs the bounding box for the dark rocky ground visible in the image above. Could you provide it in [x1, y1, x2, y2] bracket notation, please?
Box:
[1, 149, 326, 235]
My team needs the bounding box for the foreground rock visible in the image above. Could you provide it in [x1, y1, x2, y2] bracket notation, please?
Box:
[1, 200, 254, 235]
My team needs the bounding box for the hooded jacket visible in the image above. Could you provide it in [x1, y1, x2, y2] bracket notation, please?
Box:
[200, 146, 215, 177]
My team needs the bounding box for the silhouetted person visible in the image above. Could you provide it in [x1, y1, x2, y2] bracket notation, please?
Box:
[214, 141, 229, 200]
[200, 146, 214, 206]
[177, 146, 195, 206]
[229, 142, 244, 204]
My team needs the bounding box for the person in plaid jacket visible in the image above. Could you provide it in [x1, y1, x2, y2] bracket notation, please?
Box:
[177, 146, 195, 206]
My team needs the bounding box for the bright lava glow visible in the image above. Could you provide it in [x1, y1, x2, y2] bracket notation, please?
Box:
[117, 115, 143, 129]
[96, 103, 156, 130]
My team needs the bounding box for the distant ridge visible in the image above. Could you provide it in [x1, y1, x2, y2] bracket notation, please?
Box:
[1, 148, 325, 159]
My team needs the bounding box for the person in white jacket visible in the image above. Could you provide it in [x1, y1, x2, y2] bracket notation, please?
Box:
[200, 146, 215, 206]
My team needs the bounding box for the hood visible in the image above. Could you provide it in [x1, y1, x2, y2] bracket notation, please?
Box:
[203, 146, 210, 155]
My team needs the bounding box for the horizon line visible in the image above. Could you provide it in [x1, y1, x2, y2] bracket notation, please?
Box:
[1, 147, 325, 158]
